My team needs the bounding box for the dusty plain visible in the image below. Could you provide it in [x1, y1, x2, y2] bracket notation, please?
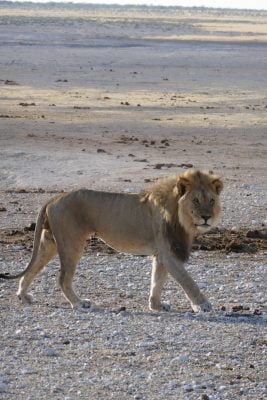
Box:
[0, 3, 266, 400]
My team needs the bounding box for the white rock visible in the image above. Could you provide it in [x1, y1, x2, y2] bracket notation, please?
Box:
[124, 187, 137, 193]
[231, 226, 238, 232]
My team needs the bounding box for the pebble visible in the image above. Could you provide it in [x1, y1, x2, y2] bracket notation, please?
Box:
[124, 187, 137, 193]
[184, 383, 193, 392]
[134, 394, 144, 400]
[44, 348, 59, 357]
[171, 354, 190, 363]
[0, 382, 7, 393]
[94, 319, 104, 327]
[168, 379, 179, 389]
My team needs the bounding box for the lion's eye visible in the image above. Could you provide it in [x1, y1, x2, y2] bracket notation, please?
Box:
[193, 198, 200, 205]
[210, 198, 215, 205]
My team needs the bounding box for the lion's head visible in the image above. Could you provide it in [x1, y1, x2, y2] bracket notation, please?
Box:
[141, 168, 223, 236]
[177, 169, 223, 233]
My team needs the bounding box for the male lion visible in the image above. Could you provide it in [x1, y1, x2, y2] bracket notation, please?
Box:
[0, 169, 223, 312]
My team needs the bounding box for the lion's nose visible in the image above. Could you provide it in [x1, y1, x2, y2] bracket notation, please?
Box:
[201, 216, 211, 224]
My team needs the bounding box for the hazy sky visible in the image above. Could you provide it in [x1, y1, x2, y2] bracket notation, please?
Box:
[12, 0, 267, 10]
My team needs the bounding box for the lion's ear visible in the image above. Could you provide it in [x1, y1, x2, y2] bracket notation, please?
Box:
[211, 177, 223, 195]
[177, 177, 190, 197]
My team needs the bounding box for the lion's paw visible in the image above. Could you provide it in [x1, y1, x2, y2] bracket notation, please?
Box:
[149, 301, 171, 312]
[17, 292, 33, 304]
[191, 300, 212, 313]
[72, 298, 91, 309]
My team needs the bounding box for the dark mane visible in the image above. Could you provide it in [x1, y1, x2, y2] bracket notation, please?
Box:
[164, 220, 191, 262]
[140, 175, 192, 261]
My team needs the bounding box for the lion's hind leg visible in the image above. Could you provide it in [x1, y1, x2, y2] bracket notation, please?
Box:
[17, 229, 57, 304]
[149, 256, 170, 312]
[55, 233, 91, 309]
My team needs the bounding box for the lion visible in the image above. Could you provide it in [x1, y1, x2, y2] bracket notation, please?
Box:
[0, 169, 223, 312]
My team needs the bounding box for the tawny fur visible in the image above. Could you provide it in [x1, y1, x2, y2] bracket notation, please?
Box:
[0, 169, 223, 313]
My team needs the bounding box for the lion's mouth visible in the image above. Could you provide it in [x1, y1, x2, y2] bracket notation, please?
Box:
[195, 223, 212, 232]
[196, 223, 210, 227]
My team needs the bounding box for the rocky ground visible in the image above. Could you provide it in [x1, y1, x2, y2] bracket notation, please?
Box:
[0, 3, 266, 400]
[1, 232, 266, 400]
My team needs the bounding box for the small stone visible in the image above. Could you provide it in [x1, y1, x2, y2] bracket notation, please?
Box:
[0, 382, 7, 393]
[24, 222, 36, 232]
[253, 309, 262, 315]
[179, 354, 189, 362]
[184, 384, 193, 392]
[171, 354, 189, 363]
[231, 226, 238, 232]
[116, 306, 126, 313]
[44, 348, 58, 357]
[232, 305, 243, 312]
[168, 379, 179, 389]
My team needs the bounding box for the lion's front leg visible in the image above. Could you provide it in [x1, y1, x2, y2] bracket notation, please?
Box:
[160, 251, 212, 312]
[149, 256, 170, 312]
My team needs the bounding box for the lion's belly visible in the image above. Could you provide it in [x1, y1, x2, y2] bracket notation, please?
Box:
[97, 231, 155, 256]
[83, 191, 157, 255]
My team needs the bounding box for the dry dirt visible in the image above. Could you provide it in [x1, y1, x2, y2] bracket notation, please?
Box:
[0, 3, 266, 400]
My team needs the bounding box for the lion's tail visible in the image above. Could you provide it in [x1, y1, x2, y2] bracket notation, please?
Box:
[0, 203, 48, 280]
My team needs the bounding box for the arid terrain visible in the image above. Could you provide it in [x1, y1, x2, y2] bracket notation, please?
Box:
[0, 3, 266, 399]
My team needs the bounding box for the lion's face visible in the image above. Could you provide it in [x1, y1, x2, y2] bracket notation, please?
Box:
[177, 169, 223, 233]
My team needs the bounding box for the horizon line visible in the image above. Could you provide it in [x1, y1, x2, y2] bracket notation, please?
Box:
[1, 0, 267, 11]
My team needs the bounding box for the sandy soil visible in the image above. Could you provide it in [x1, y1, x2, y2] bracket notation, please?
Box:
[0, 3, 266, 400]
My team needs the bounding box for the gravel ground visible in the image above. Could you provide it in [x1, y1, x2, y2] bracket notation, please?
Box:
[0, 4, 267, 400]
[1, 234, 266, 400]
